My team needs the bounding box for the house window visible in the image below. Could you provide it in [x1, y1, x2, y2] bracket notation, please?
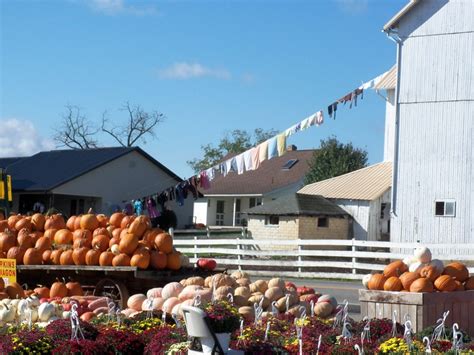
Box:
[265, 215, 279, 226]
[70, 200, 77, 216]
[380, 203, 387, 219]
[317, 217, 328, 228]
[216, 200, 225, 226]
[249, 197, 262, 208]
[235, 199, 242, 225]
[78, 199, 85, 214]
[435, 200, 456, 217]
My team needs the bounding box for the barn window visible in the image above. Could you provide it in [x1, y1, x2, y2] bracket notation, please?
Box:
[435, 200, 456, 217]
[317, 217, 328, 228]
[265, 215, 279, 226]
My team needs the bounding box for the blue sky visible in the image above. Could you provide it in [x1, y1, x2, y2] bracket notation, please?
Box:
[1, 0, 404, 178]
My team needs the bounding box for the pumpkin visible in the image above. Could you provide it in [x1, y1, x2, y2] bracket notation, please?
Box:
[409, 262, 425, 273]
[314, 302, 333, 318]
[43, 229, 58, 240]
[214, 286, 234, 301]
[128, 216, 149, 237]
[126, 293, 146, 311]
[111, 244, 120, 255]
[162, 282, 184, 299]
[131, 251, 150, 269]
[44, 214, 66, 230]
[317, 294, 338, 309]
[236, 278, 251, 287]
[15, 218, 32, 232]
[72, 247, 89, 265]
[93, 227, 110, 238]
[7, 215, 21, 229]
[6, 282, 25, 299]
[120, 215, 135, 229]
[234, 286, 251, 299]
[204, 276, 212, 288]
[454, 281, 465, 291]
[166, 252, 181, 270]
[410, 278, 434, 292]
[465, 277, 474, 290]
[80, 210, 99, 231]
[17, 232, 34, 249]
[31, 213, 46, 231]
[66, 216, 76, 231]
[434, 275, 457, 292]
[0, 230, 16, 253]
[73, 229, 92, 246]
[99, 251, 115, 266]
[420, 265, 441, 282]
[264, 287, 284, 302]
[112, 228, 123, 240]
[154, 233, 173, 254]
[183, 276, 205, 287]
[60, 250, 74, 265]
[384, 276, 403, 291]
[7, 246, 26, 265]
[368, 273, 387, 290]
[267, 278, 285, 290]
[73, 215, 82, 230]
[119, 233, 139, 255]
[147, 287, 163, 298]
[239, 306, 255, 322]
[23, 248, 42, 265]
[248, 294, 270, 309]
[35, 236, 52, 253]
[29, 231, 43, 243]
[178, 285, 203, 301]
[42, 250, 52, 264]
[249, 280, 268, 293]
[34, 286, 50, 299]
[414, 246, 432, 263]
[109, 212, 125, 228]
[234, 295, 249, 307]
[85, 249, 101, 265]
[66, 281, 83, 296]
[296, 286, 315, 296]
[96, 214, 108, 228]
[196, 258, 217, 270]
[400, 272, 420, 290]
[428, 259, 444, 274]
[112, 253, 131, 266]
[92, 234, 110, 252]
[49, 249, 63, 265]
[54, 229, 73, 245]
[142, 297, 164, 311]
[300, 293, 319, 303]
[143, 228, 161, 246]
[195, 288, 212, 305]
[120, 228, 130, 240]
[50, 280, 68, 298]
[211, 274, 235, 289]
[109, 237, 120, 248]
[384, 260, 408, 278]
[362, 274, 372, 289]
[443, 262, 469, 282]
[231, 271, 249, 279]
[162, 297, 180, 314]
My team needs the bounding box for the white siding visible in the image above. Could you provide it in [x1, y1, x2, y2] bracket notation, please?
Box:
[392, 0, 474, 245]
[384, 89, 396, 162]
[193, 199, 208, 225]
[332, 199, 370, 240]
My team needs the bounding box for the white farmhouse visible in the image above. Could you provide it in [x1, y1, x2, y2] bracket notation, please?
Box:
[384, 0, 474, 244]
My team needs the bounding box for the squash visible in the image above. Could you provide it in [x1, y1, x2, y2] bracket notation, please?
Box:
[15, 218, 32, 232]
[150, 250, 167, 269]
[247, 294, 270, 309]
[234, 286, 251, 299]
[314, 302, 333, 318]
[119, 233, 139, 255]
[54, 229, 73, 245]
[23, 248, 42, 265]
[162, 297, 180, 314]
[128, 216, 149, 238]
[109, 212, 125, 228]
[236, 278, 251, 287]
[17, 230, 34, 249]
[443, 262, 469, 282]
[428, 259, 444, 274]
[96, 214, 108, 228]
[400, 272, 420, 290]
[72, 247, 89, 266]
[211, 274, 235, 289]
[239, 306, 255, 322]
[147, 287, 163, 298]
[383, 260, 408, 278]
[91, 234, 110, 252]
[362, 274, 372, 289]
[85, 249, 101, 265]
[409, 261, 425, 274]
[231, 271, 249, 279]
[267, 278, 285, 290]
[43, 228, 57, 240]
[99, 251, 115, 266]
[127, 294, 147, 311]
[59, 250, 74, 265]
[7, 214, 22, 229]
[50, 280, 68, 298]
[66, 281, 83, 296]
[73, 229, 92, 248]
[409, 278, 434, 293]
[434, 275, 457, 292]
[120, 215, 135, 229]
[214, 286, 234, 301]
[249, 280, 268, 293]
[34, 286, 50, 299]
[275, 294, 298, 312]
[178, 285, 202, 301]
[384, 276, 403, 291]
[166, 252, 181, 270]
[66, 216, 77, 231]
[154, 233, 173, 254]
[264, 287, 284, 302]
[414, 246, 432, 263]
[234, 295, 249, 307]
[464, 277, 474, 290]
[162, 282, 184, 299]
[420, 265, 441, 282]
[368, 273, 387, 290]
[317, 294, 338, 309]
[300, 293, 319, 303]
[112, 253, 131, 266]
[183, 276, 205, 287]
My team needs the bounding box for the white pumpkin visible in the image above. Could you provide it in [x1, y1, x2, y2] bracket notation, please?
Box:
[111, 244, 120, 255]
[24, 307, 38, 323]
[402, 256, 416, 267]
[414, 246, 432, 263]
[409, 261, 425, 273]
[162, 282, 184, 300]
[0, 304, 15, 324]
[428, 259, 444, 274]
[38, 303, 56, 322]
[146, 287, 163, 299]
[362, 274, 372, 289]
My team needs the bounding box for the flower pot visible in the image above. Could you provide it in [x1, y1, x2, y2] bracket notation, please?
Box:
[201, 332, 231, 353]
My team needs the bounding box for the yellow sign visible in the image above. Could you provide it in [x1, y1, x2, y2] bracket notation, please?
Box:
[0, 175, 12, 201]
[0, 258, 16, 285]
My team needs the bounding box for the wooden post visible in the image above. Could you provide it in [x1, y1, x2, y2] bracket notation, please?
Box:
[194, 236, 198, 260]
[298, 240, 302, 273]
[236, 237, 242, 271]
[232, 198, 237, 227]
[351, 238, 357, 275]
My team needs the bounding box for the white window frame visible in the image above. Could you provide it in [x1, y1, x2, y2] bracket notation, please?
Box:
[434, 199, 456, 217]
[265, 215, 279, 227]
[216, 200, 225, 226]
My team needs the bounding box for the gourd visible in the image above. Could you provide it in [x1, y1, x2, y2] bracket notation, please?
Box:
[314, 302, 333, 318]
[384, 277, 403, 291]
[400, 272, 420, 290]
[419, 265, 441, 282]
[383, 260, 408, 278]
[128, 216, 148, 238]
[0, 304, 16, 324]
[249, 280, 268, 293]
[162, 282, 184, 299]
[443, 262, 469, 282]
[111, 244, 120, 255]
[434, 275, 457, 292]
[409, 278, 434, 293]
[211, 274, 235, 289]
[231, 271, 249, 279]
[234, 286, 251, 299]
[236, 278, 251, 287]
[428, 259, 444, 274]
[367, 273, 387, 290]
[39, 302, 55, 321]
[178, 285, 202, 301]
[127, 294, 147, 311]
[214, 286, 234, 301]
[248, 294, 270, 309]
[142, 297, 164, 311]
[414, 246, 432, 263]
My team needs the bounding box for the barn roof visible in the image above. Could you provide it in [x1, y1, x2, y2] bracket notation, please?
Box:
[298, 162, 392, 201]
[245, 193, 348, 217]
[383, 0, 421, 31]
[2, 147, 181, 192]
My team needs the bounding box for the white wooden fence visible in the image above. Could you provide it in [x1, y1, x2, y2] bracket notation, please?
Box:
[173, 237, 474, 280]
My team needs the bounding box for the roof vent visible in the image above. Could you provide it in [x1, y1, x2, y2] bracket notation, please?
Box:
[282, 159, 298, 170]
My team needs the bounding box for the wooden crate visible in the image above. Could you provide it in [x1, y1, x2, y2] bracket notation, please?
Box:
[359, 290, 474, 336]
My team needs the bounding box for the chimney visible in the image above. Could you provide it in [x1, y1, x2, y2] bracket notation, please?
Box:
[287, 145, 297, 151]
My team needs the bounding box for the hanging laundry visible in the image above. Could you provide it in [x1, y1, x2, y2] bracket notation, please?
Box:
[186, 180, 198, 199]
[350, 88, 363, 108]
[157, 192, 168, 209]
[134, 199, 143, 215]
[267, 137, 278, 159]
[284, 122, 301, 137]
[146, 197, 160, 218]
[205, 167, 216, 181]
[243, 150, 253, 171]
[225, 157, 237, 175]
[277, 133, 286, 157]
[199, 171, 211, 189]
[250, 146, 261, 170]
[328, 102, 338, 119]
[259, 141, 268, 163]
[124, 202, 133, 215]
[315, 110, 324, 126]
[300, 116, 312, 130]
[175, 184, 185, 206]
[235, 153, 245, 174]
[219, 162, 227, 176]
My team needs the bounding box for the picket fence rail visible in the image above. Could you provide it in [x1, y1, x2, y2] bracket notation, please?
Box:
[172, 236, 474, 280]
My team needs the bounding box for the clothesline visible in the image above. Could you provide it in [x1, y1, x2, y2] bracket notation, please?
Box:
[125, 68, 390, 215]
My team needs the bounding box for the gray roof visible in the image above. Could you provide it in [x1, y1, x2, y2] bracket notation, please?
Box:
[1, 147, 181, 192]
[0, 157, 23, 168]
[245, 193, 349, 217]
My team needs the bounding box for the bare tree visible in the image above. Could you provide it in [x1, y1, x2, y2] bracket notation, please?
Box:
[101, 102, 164, 147]
[54, 105, 99, 149]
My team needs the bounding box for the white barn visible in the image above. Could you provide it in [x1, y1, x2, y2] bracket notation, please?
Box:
[384, 0, 474, 244]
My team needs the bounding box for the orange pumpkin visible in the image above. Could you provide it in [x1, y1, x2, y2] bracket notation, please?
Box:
[66, 216, 77, 231]
[93, 227, 110, 238]
[54, 229, 73, 245]
[66, 281, 83, 296]
[85, 249, 101, 265]
[109, 212, 125, 228]
[109, 237, 120, 248]
[72, 247, 89, 265]
[31, 213, 46, 231]
[60, 249, 74, 265]
[434, 275, 457, 292]
[45, 214, 66, 230]
[99, 251, 115, 266]
[143, 228, 162, 246]
[80, 210, 99, 231]
[74, 215, 82, 230]
[92, 234, 110, 252]
[50, 280, 68, 298]
[7, 215, 21, 229]
[29, 231, 43, 243]
[17, 232, 34, 249]
[131, 251, 150, 269]
[96, 214, 108, 228]
[120, 215, 135, 229]
[5, 282, 25, 299]
[50, 249, 63, 265]
[112, 228, 123, 240]
[119, 233, 139, 255]
[443, 262, 469, 282]
[128, 216, 149, 237]
[42, 250, 52, 264]
[34, 286, 50, 298]
[112, 253, 131, 266]
[384, 276, 403, 291]
[35, 236, 52, 253]
[368, 273, 387, 290]
[465, 277, 474, 290]
[383, 260, 408, 278]
[73, 229, 92, 248]
[119, 228, 129, 240]
[155, 233, 173, 253]
[7, 246, 26, 265]
[15, 218, 32, 232]
[150, 250, 167, 269]
[23, 248, 42, 265]
[399, 272, 420, 290]
[410, 278, 434, 293]
[0, 229, 16, 253]
[420, 265, 441, 282]
[454, 280, 465, 291]
[43, 228, 58, 240]
[166, 252, 181, 270]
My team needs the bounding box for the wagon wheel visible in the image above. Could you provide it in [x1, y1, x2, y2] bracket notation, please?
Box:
[93, 278, 129, 309]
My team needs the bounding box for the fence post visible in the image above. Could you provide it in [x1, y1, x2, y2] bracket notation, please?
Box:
[194, 236, 198, 260]
[298, 240, 302, 273]
[352, 238, 356, 275]
[237, 237, 242, 271]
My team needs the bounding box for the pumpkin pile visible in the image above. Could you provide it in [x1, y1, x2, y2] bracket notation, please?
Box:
[363, 246, 474, 293]
[121, 272, 339, 321]
[0, 211, 189, 270]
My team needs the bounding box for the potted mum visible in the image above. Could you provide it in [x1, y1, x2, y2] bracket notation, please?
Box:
[201, 300, 240, 352]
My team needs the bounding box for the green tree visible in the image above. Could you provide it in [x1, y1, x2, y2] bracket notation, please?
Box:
[187, 128, 278, 173]
[304, 137, 368, 185]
